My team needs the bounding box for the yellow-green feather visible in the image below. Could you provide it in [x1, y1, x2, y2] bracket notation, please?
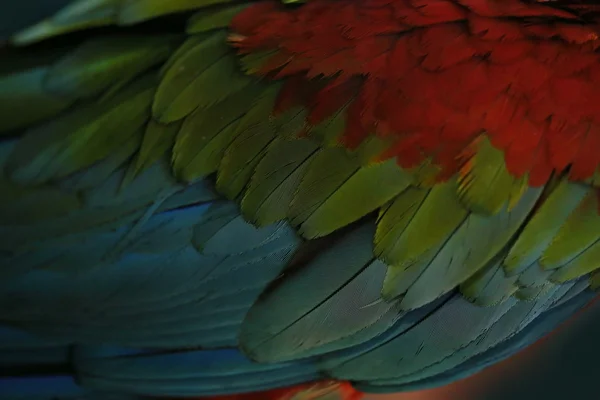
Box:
[241, 137, 319, 226]
[503, 179, 590, 275]
[288, 147, 359, 232]
[549, 242, 600, 283]
[45, 35, 179, 99]
[398, 186, 542, 310]
[216, 84, 282, 199]
[457, 136, 528, 214]
[460, 258, 518, 306]
[379, 181, 468, 300]
[123, 120, 182, 186]
[299, 159, 412, 239]
[153, 32, 235, 122]
[172, 82, 266, 182]
[540, 191, 600, 270]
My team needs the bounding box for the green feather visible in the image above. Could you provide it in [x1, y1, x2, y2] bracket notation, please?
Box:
[119, 0, 233, 25]
[272, 107, 308, 140]
[64, 128, 144, 191]
[288, 147, 359, 232]
[12, 0, 120, 45]
[159, 35, 207, 76]
[239, 223, 379, 363]
[399, 187, 542, 310]
[299, 159, 412, 239]
[503, 179, 589, 275]
[172, 83, 266, 182]
[239, 50, 280, 75]
[379, 181, 467, 300]
[589, 271, 600, 290]
[460, 257, 518, 306]
[514, 284, 554, 300]
[308, 104, 349, 146]
[457, 136, 528, 214]
[153, 31, 232, 122]
[165, 51, 254, 120]
[6, 74, 156, 185]
[352, 135, 396, 166]
[549, 241, 600, 283]
[516, 262, 553, 289]
[540, 190, 600, 269]
[12, 0, 237, 45]
[374, 187, 429, 262]
[241, 137, 319, 226]
[191, 202, 239, 253]
[186, 4, 248, 33]
[216, 84, 281, 199]
[0, 67, 72, 134]
[123, 120, 182, 187]
[45, 35, 178, 99]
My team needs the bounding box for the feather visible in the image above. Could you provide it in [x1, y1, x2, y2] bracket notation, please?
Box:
[0, 199, 299, 348]
[186, 4, 248, 34]
[298, 158, 412, 239]
[6, 74, 156, 185]
[287, 148, 360, 232]
[4, 1, 600, 397]
[460, 256, 519, 306]
[61, 129, 144, 191]
[540, 190, 600, 269]
[504, 179, 590, 274]
[0, 67, 72, 134]
[153, 32, 234, 122]
[240, 222, 398, 363]
[549, 241, 600, 282]
[516, 262, 553, 288]
[241, 137, 319, 226]
[329, 295, 517, 381]
[172, 83, 265, 182]
[356, 282, 576, 387]
[457, 136, 529, 214]
[399, 186, 542, 310]
[123, 121, 181, 186]
[216, 84, 281, 199]
[378, 181, 468, 301]
[11, 0, 120, 45]
[44, 36, 178, 100]
[342, 287, 594, 394]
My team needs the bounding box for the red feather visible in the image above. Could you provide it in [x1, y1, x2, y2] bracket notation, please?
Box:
[231, 0, 600, 185]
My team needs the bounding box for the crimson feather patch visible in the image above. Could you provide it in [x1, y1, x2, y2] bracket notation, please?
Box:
[229, 0, 600, 186]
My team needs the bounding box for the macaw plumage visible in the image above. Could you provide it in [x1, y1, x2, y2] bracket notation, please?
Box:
[1, 0, 600, 399]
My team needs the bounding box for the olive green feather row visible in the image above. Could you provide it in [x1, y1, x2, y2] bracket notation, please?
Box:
[2, 0, 600, 311]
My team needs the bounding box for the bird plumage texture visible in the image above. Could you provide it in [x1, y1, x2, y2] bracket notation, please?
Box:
[1, 0, 600, 399]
